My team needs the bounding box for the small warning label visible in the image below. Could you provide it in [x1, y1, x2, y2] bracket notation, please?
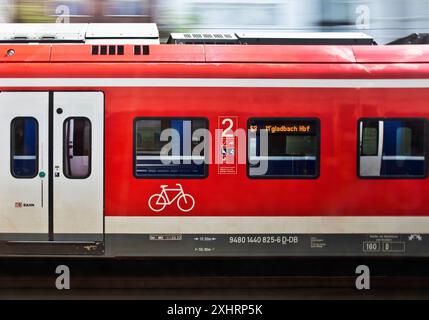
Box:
[218, 116, 238, 175]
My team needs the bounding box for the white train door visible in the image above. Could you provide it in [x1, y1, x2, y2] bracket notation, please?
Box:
[53, 92, 104, 241]
[0, 92, 49, 240]
[0, 91, 104, 248]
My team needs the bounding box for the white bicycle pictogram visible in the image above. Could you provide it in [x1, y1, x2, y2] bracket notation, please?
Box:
[148, 184, 195, 212]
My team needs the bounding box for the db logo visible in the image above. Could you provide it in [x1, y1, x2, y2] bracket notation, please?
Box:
[148, 184, 195, 213]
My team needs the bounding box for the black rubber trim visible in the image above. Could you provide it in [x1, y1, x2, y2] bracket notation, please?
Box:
[48, 92, 54, 241]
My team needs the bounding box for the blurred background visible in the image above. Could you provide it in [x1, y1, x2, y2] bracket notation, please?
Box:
[0, 0, 428, 44]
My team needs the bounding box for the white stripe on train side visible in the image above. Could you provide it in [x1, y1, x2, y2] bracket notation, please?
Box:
[105, 216, 429, 234]
[0, 78, 429, 87]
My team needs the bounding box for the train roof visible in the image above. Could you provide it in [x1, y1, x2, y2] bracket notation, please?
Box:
[0, 23, 159, 44]
[0, 23, 428, 64]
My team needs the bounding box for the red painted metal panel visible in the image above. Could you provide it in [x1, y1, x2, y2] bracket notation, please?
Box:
[2, 62, 429, 79]
[353, 44, 429, 63]
[0, 45, 51, 62]
[50, 44, 206, 62]
[2, 43, 429, 64]
[102, 86, 429, 217]
[205, 45, 356, 63]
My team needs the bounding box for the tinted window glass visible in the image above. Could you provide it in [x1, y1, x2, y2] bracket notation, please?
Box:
[64, 118, 91, 179]
[361, 120, 378, 156]
[359, 119, 426, 178]
[11, 117, 38, 178]
[396, 127, 413, 156]
[248, 119, 320, 178]
[135, 118, 208, 178]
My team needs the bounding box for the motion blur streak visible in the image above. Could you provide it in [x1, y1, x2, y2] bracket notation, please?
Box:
[0, 0, 427, 44]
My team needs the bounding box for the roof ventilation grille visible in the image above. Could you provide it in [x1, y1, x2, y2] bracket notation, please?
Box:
[134, 45, 150, 55]
[167, 33, 238, 44]
[91, 45, 124, 56]
[167, 32, 375, 45]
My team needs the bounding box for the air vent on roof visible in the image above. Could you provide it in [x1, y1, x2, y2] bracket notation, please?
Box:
[91, 45, 124, 55]
[167, 33, 239, 44]
[167, 32, 375, 45]
[134, 45, 150, 55]
[236, 32, 375, 45]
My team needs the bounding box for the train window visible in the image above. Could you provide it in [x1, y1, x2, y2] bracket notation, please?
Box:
[134, 118, 208, 178]
[11, 117, 38, 178]
[358, 119, 427, 178]
[64, 118, 92, 179]
[247, 118, 320, 178]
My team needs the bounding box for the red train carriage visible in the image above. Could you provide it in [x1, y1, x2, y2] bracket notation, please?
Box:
[0, 23, 429, 257]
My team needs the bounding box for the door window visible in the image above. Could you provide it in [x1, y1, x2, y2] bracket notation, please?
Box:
[11, 117, 38, 178]
[63, 117, 92, 179]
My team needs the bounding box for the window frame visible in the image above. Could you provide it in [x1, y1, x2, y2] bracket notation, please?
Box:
[133, 117, 209, 179]
[246, 117, 321, 180]
[10, 117, 39, 179]
[357, 117, 428, 180]
[63, 116, 92, 180]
